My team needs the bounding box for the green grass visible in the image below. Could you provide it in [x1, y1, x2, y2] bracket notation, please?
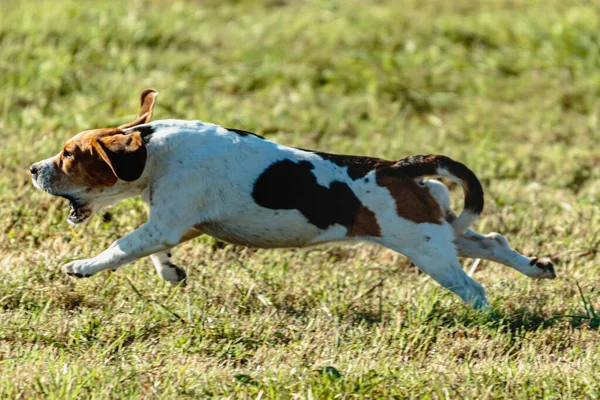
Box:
[1, 0, 600, 397]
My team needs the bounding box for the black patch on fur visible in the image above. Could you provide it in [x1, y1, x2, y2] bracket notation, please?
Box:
[311, 152, 392, 180]
[102, 212, 112, 223]
[136, 125, 155, 143]
[174, 265, 187, 282]
[252, 159, 364, 230]
[166, 262, 187, 282]
[227, 128, 265, 140]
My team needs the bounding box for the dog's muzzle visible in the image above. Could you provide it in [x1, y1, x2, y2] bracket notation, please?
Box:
[30, 162, 92, 225]
[30, 162, 52, 193]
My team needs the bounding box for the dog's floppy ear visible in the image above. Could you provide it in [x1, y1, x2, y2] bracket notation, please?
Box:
[118, 89, 158, 129]
[93, 132, 147, 181]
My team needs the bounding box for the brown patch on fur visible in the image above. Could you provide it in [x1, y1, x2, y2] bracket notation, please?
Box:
[55, 128, 148, 188]
[57, 129, 123, 188]
[348, 206, 381, 237]
[376, 174, 443, 224]
[393, 154, 484, 216]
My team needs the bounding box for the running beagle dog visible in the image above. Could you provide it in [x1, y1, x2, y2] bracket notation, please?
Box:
[30, 89, 555, 309]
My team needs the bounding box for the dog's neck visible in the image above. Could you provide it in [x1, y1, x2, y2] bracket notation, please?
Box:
[83, 164, 150, 213]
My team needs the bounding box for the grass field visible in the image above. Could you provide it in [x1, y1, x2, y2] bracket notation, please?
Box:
[1, 0, 600, 397]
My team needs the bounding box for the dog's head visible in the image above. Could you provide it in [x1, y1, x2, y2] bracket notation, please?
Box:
[30, 89, 158, 224]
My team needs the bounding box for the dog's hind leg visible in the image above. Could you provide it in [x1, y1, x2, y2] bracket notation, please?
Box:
[454, 230, 556, 279]
[422, 179, 556, 279]
[379, 224, 490, 310]
[150, 250, 187, 285]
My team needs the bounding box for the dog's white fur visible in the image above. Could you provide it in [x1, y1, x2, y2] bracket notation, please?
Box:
[31, 92, 556, 309]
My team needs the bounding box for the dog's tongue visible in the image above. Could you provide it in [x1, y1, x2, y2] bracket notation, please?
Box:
[69, 202, 83, 221]
[67, 201, 91, 224]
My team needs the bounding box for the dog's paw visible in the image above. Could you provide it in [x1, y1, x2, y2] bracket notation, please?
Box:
[528, 257, 557, 279]
[62, 260, 94, 278]
[157, 262, 187, 286]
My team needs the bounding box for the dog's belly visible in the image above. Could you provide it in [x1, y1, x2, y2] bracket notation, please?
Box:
[194, 211, 330, 249]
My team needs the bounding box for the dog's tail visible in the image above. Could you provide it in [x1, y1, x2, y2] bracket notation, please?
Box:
[393, 154, 484, 235]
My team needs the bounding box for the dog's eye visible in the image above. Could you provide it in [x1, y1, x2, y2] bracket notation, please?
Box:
[63, 150, 73, 159]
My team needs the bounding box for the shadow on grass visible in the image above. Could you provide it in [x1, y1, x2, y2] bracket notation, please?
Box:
[490, 282, 600, 333]
[339, 304, 599, 337]
[487, 307, 600, 333]
[348, 310, 383, 327]
[340, 281, 599, 333]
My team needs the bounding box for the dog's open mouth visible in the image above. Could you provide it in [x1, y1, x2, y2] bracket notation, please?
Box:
[65, 198, 92, 225]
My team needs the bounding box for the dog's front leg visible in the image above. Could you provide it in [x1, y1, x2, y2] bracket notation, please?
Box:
[149, 227, 202, 285]
[62, 222, 178, 278]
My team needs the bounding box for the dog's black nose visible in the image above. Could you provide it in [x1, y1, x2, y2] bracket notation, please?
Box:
[29, 164, 38, 175]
